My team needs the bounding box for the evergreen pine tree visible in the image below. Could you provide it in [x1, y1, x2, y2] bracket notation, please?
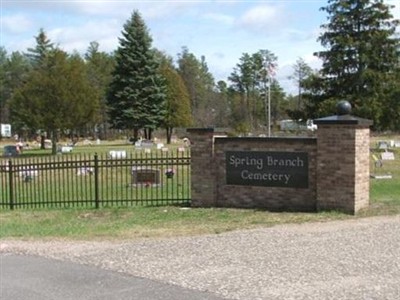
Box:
[85, 41, 115, 139]
[314, 0, 400, 127]
[26, 28, 54, 67]
[107, 10, 166, 140]
[11, 50, 99, 154]
[177, 47, 215, 126]
[158, 55, 192, 144]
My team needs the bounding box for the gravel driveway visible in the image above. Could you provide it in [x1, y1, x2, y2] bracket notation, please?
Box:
[1, 215, 400, 300]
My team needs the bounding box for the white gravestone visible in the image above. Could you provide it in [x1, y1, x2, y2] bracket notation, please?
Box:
[381, 151, 395, 160]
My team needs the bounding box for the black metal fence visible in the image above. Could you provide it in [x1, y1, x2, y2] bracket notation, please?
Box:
[0, 150, 191, 209]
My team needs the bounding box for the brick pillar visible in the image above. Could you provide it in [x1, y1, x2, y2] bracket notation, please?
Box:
[187, 128, 216, 207]
[314, 101, 373, 214]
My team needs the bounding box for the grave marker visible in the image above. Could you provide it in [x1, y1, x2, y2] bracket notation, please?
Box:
[378, 141, 388, 149]
[131, 167, 161, 186]
[381, 151, 395, 160]
[109, 150, 126, 159]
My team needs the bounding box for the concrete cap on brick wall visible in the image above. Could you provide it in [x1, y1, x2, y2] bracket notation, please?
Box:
[313, 100, 373, 126]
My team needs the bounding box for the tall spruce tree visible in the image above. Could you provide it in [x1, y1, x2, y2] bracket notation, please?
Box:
[25, 28, 55, 147]
[314, 0, 400, 128]
[26, 28, 54, 68]
[107, 10, 166, 140]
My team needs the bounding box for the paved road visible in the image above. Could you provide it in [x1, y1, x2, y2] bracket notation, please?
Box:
[1, 215, 400, 299]
[0, 254, 226, 300]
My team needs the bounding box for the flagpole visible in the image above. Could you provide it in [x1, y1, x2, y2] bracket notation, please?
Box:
[268, 74, 271, 137]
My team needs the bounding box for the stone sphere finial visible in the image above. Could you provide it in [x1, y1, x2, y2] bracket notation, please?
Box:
[337, 100, 352, 115]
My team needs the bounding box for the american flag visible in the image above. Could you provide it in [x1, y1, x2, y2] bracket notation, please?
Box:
[267, 63, 277, 78]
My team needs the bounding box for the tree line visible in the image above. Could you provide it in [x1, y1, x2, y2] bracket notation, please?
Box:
[1, 1, 399, 153]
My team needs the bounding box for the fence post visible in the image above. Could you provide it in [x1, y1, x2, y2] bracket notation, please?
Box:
[8, 160, 14, 210]
[94, 153, 99, 209]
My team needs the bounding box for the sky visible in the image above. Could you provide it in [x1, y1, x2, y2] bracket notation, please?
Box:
[1, 0, 399, 95]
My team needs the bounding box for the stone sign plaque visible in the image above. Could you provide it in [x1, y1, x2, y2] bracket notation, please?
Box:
[226, 151, 309, 188]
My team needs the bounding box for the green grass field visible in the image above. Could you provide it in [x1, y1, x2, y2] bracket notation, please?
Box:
[369, 137, 400, 214]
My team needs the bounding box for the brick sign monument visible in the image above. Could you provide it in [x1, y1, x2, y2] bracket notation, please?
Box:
[188, 101, 373, 215]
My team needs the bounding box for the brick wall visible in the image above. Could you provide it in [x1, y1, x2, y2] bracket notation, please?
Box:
[188, 118, 371, 215]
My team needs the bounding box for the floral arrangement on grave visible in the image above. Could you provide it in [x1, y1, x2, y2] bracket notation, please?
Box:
[165, 168, 175, 178]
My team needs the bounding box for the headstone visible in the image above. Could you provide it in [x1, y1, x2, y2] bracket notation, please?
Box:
[394, 141, 400, 148]
[19, 166, 39, 179]
[3, 145, 19, 157]
[61, 146, 73, 153]
[131, 167, 161, 186]
[141, 140, 154, 148]
[77, 167, 94, 176]
[156, 143, 164, 149]
[377, 141, 388, 149]
[44, 139, 52, 149]
[183, 137, 191, 147]
[381, 151, 395, 160]
[109, 150, 127, 159]
[83, 139, 92, 146]
[178, 147, 185, 152]
[144, 148, 151, 154]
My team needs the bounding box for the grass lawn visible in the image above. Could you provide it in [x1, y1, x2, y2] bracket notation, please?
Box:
[0, 206, 351, 241]
[0, 134, 399, 241]
[369, 135, 400, 214]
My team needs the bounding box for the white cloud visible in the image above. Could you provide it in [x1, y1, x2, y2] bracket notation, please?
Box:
[236, 4, 282, 34]
[47, 19, 121, 53]
[203, 13, 234, 26]
[2, 14, 34, 34]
